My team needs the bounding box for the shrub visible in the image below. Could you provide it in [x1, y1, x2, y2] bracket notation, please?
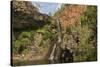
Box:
[13, 31, 33, 54]
[18, 32, 32, 39]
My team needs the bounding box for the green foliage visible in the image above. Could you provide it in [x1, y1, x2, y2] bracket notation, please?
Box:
[13, 38, 31, 54]
[34, 24, 54, 49]
[74, 26, 96, 61]
[12, 31, 34, 54]
[12, 22, 55, 54]
[19, 32, 31, 39]
[80, 6, 97, 30]
[63, 6, 97, 62]
[13, 40, 21, 54]
[36, 24, 54, 40]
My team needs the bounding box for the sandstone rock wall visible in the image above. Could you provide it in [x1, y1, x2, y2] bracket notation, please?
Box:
[58, 5, 87, 30]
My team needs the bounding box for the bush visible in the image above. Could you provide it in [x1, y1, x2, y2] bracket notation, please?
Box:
[13, 38, 31, 54]
[18, 31, 33, 39]
[13, 31, 34, 54]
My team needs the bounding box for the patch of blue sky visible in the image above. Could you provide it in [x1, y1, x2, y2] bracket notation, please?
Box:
[32, 2, 62, 15]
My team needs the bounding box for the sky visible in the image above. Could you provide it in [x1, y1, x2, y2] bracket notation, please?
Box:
[32, 2, 62, 15]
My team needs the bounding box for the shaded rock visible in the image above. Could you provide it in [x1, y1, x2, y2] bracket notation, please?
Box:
[11, 1, 51, 30]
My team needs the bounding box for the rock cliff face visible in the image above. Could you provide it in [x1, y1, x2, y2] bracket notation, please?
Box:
[11, 1, 51, 30]
[56, 5, 87, 30]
